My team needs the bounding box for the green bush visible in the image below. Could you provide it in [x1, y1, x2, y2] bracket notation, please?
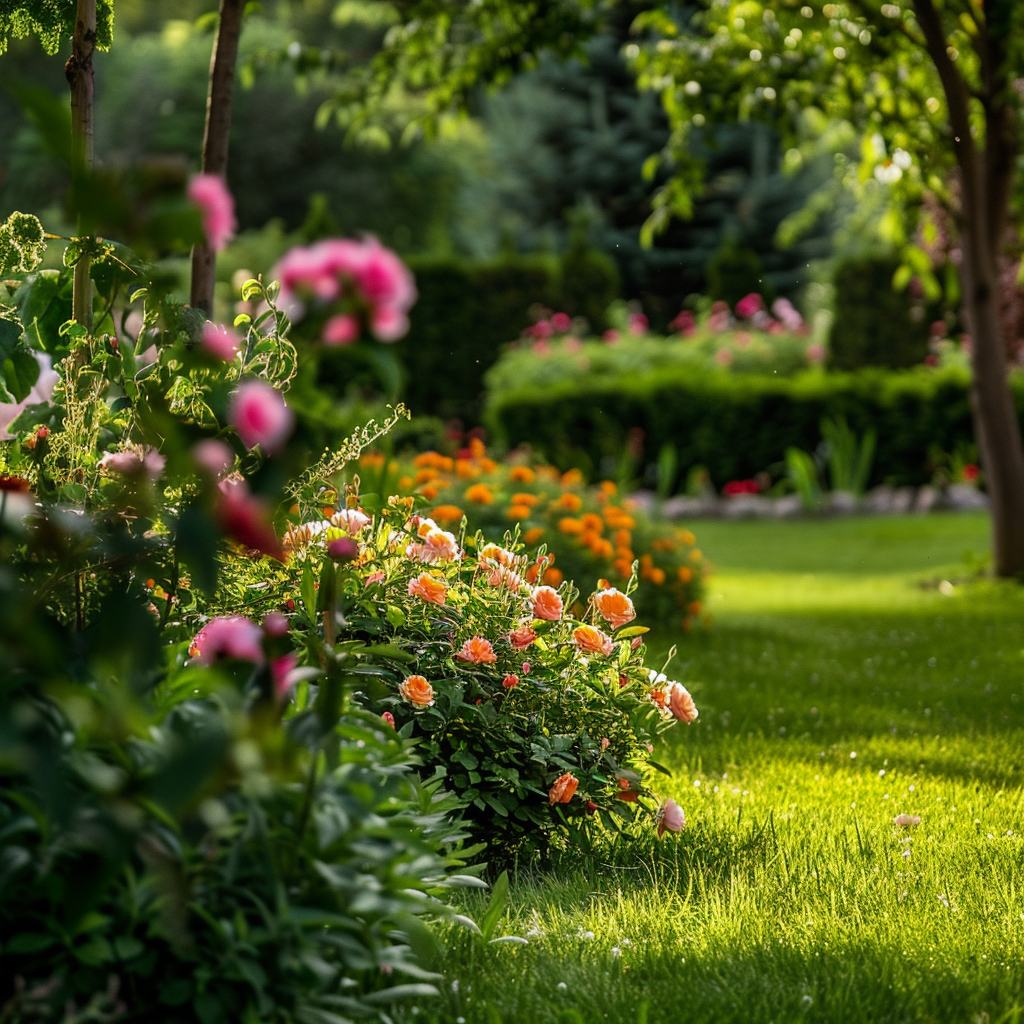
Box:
[706, 239, 775, 308]
[485, 365, 1024, 489]
[829, 255, 930, 370]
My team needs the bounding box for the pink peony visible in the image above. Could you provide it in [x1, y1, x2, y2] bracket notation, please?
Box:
[202, 322, 240, 360]
[188, 174, 236, 252]
[370, 305, 409, 343]
[327, 536, 360, 562]
[628, 312, 648, 336]
[771, 297, 804, 331]
[229, 380, 294, 453]
[357, 238, 416, 313]
[551, 312, 572, 332]
[189, 615, 263, 665]
[262, 611, 289, 637]
[670, 309, 696, 336]
[271, 652, 299, 697]
[657, 798, 686, 837]
[323, 314, 360, 346]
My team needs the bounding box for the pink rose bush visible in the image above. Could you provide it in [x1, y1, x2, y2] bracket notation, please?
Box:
[188, 173, 236, 251]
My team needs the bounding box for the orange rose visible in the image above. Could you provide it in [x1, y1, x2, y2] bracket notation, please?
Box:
[408, 573, 447, 605]
[667, 682, 698, 723]
[479, 543, 517, 566]
[400, 674, 435, 706]
[573, 624, 614, 657]
[548, 771, 579, 805]
[593, 587, 636, 629]
[509, 624, 537, 649]
[455, 636, 497, 664]
[531, 585, 564, 621]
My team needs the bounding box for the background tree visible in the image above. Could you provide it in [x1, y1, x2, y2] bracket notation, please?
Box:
[631, 0, 1024, 577]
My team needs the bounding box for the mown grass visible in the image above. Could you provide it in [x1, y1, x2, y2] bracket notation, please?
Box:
[402, 512, 1024, 1024]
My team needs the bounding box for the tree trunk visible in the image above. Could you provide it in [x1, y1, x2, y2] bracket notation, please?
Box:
[959, 222, 1024, 576]
[65, 0, 96, 329]
[190, 0, 245, 317]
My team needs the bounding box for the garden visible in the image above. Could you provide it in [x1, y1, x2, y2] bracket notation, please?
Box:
[1, 1, 1023, 1022]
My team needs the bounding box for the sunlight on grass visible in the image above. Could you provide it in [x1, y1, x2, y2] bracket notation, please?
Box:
[403, 513, 1024, 1024]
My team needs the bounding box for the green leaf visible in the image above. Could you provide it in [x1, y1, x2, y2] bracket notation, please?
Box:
[616, 626, 649, 638]
[0, 316, 39, 403]
[361, 984, 441, 1004]
[74, 936, 114, 965]
[479, 869, 510, 941]
[7, 932, 56, 954]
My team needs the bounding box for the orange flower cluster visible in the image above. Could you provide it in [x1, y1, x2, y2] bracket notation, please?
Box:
[360, 441, 706, 628]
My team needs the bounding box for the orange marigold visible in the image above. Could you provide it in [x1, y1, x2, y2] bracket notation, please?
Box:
[556, 492, 583, 512]
[561, 469, 584, 487]
[580, 513, 603, 533]
[509, 465, 536, 484]
[455, 460, 476, 479]
[361, 452, 385, 469]
[523, 527, 545, 545]
[398, 475, 414, 490]
[414, 467, 439, 484]
[507, 504, 532, 520]
[465, 483, 494, 504]
[542, 566, 563, 586]
[689, 548, 703, 563]
[677, 566, 693, 583]
[511, 492, 539, 507]
[558, 517, 583, 535]
[613, 529, 632, 547]
[650, 567, 666, 585]
[687, 600, 702, 616]
[678, 529, 696, 545]
[420, 484, 439, 500]
[432, 504, 465, 524]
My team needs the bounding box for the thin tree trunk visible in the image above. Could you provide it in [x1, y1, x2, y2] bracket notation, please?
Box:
[65, 0, 96, 329]
[190, 0, 245, 317]
[960, 230, 1024, 576]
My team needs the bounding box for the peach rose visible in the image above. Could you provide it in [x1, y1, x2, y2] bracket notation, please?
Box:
[667, 682, 698, 723]
[573, 624, 614, 657]
[408, 573, 447, 605]
[548, 771, 579, 805]
[399, 674, 434, 707]
[455, 636, 497, 664]
[593, 587, 636, 629]
[330, 508, 371, 534]
[479, 543, 517, 566]
[509, 625, 537, 650]
[657, 798, 685, 837]
[531, 585, 564, 621]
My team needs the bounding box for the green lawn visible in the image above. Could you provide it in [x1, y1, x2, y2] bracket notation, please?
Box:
[406, 512, 1024, 1024]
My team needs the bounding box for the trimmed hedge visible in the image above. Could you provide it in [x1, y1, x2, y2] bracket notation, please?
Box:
[485, 366, 1024, 489]
[394, 252, 619, 423]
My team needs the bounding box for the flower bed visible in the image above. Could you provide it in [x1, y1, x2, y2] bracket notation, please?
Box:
[352, 441, 707, 630]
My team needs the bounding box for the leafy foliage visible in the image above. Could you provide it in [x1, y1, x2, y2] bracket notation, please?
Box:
[0, 0, 115, 54]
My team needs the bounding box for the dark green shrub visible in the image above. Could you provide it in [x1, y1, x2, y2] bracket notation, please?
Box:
[393, 255, 561, 422]
[559, 241, 620, 332]
[706, 239, 775, 308]
[485, 366, 1024, 489]
[829, 255, 930, 369]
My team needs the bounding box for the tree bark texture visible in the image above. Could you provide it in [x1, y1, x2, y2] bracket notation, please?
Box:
[190, 0, 245, 317]
[912, 0, 1024, 575]
[66, 0, 96, 329]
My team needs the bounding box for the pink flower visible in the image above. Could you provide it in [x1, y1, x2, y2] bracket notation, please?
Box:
[894, 814, 921, 827]
[600, 737, 610, 750]
[735, 293, 764, 320]
[229, 380, 294, 453]
[667, 682, 698, 723]
[670, 310, 696, 335]
[330, 508, 371, 534]
[262, 611, 289, 637]
[370, 305, 409, 343]
[551, 312, 572, 332]
[602, 329, 620, 344]
[771, 297, 804, 331]
[521, 660, 531, 674]
[364, 570, 386, 587]
[628, 312, 648, 336]
[216, 477, 285, 560]
[323, 314, 359, 346]
[715, 347, 734, 367]
[98, 446, 165, 481]
[657, 798, 685, 837]
[202, 322, 240, 360]
[356, 238, 416, 314]
[188, 174, 236, 252]
[455, 636, 497, 664]
[381, 710, 395, 727]
[189, 615, 263, 665]
[327, 536, 359, 562]
[806, 342, 825, 364]
[509, 625, 537, 650]
[408, 527, 461, 564]
[193, 439, 234, 477]
[271, 653, 299, 697]
[502, 673, 519, 689]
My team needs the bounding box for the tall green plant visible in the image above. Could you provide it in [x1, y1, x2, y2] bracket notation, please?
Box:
[821, 415, 876, 496]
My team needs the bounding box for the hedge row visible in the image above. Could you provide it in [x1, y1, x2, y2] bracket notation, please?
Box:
[484, 366, 1024, 489]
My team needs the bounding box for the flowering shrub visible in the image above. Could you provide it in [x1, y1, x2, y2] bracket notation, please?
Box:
[354, 441, 707, 629]
[274, 499, 700, 863]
